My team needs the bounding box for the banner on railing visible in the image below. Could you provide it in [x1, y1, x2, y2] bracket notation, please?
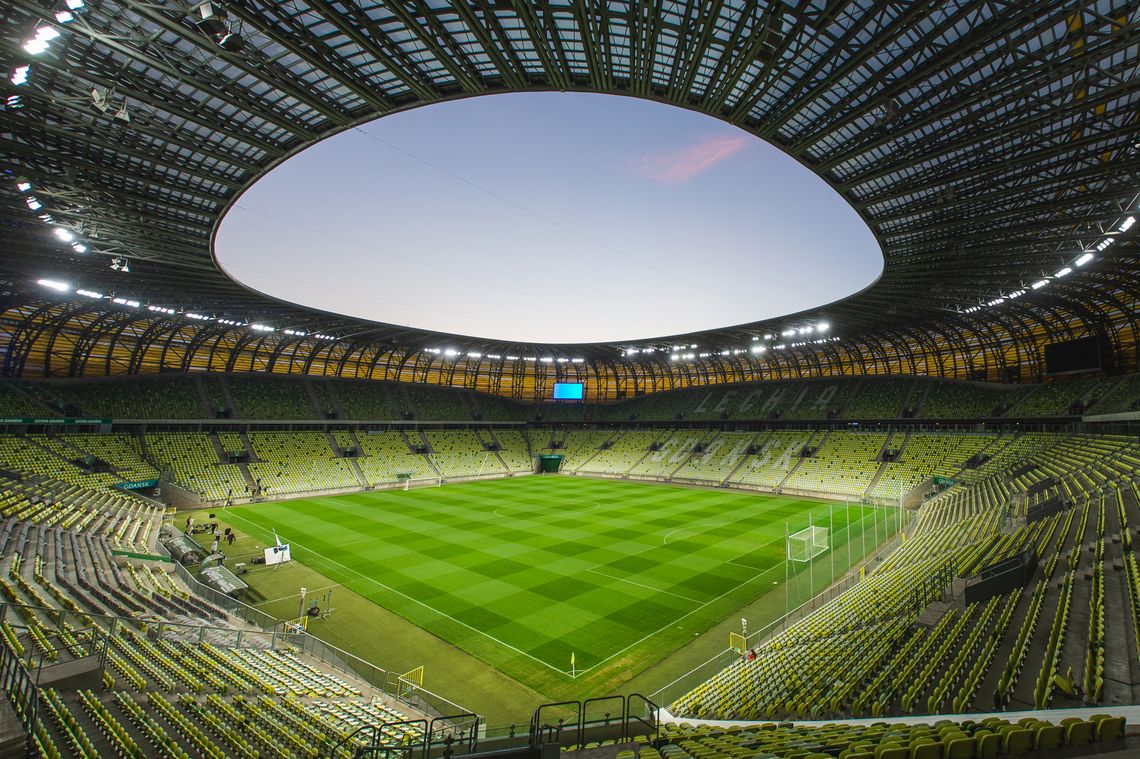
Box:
[116, 479, 159, 490]
[0, 417, 112, 425]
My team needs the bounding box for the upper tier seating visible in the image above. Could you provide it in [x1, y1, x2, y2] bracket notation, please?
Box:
[228, 376, 317, 419]
[918, 380, 1028, 418]
[331, 379, 401, 420]
[401, 385, 471, 421]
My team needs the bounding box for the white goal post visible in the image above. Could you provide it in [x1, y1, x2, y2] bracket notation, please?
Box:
[787, 525, 829, 562]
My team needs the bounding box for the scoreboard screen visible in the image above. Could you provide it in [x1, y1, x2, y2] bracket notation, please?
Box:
[552, 382, 584, 401]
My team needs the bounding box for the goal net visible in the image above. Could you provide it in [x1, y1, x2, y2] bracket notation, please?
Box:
[788, 525, 829, 563]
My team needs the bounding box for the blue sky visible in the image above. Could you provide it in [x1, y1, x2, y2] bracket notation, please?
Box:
[215, 92, 882, 344]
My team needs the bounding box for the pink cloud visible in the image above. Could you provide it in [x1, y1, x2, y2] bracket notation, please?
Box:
[629, 134, 749, 184]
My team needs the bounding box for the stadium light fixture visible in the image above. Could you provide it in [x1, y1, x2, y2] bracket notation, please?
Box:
[1054, 267, 1072, 278]
[70, 242, 87, 253]
[26, 196, 42, 211]
[185, 313, 210, 321]
[53, 227, 74, 242]
[781, 329, 794, 337]
[505, 355, 519, 361]
[112, 297, 139, 307]
[1074, 252, 1094, 267]
[443, 348, 458, 357]
[817, 322, 830, 332]
[195, 3, 245, 52]
[751, 344, 766, 354]
[523, 356, 536, 361]
[669, 354, 679, 361]
[1031, 279, 1049, 289]
[75, 289, 102, 298]
[10, 66, 30, 86]
[249, 323, 274, 332]
[16, 181, 32, 192]
[37, 278, 69, 292]
[571, 358, 584, 363]
[1120, 216, 1135, 231]
[486, 354, 501, 360]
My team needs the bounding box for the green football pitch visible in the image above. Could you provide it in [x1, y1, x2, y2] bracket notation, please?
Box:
[223, 476, 886, 694]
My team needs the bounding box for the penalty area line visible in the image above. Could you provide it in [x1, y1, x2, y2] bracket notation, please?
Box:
[224, 510, 571, 676]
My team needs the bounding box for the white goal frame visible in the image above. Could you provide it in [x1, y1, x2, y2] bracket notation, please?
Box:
[787, 525, 829, 563]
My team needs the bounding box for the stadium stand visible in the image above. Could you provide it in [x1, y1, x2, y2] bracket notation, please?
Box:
[492, 430, 535, 473]
[1089, 375, 1140, 414]
[402, 385, 472, 422]
[841, 378, 915, 419]
[559, 430, 620, 472]
[0, 382, 53, 418]
[228, 376, 318, 420]
[41, 377, 205, 419]
[577, 430, 661, 476]
[331, 379, 401, 421]
[671, 432, 757, 485]
[0, 513, 432, 757]
[425, 430, 506, 479]
[670, 431, 1140, 722]
[918, 381, 1027, 419]
[628, 430, 715, 478]
[353, 430, 436, 484]
[246, 432, 358, 496]
[782, 431, 887, 499]
[728, 430, 817, 490]
[1007, 378, 1105, 417]
[146, 433, 252, 502]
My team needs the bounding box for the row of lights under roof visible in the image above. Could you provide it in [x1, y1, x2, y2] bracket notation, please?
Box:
[662, 323, 832, 361]
[8, 2, 86, 109]
[960, 212, 1136, 315]
[46, 276, 849, 362]
[16, 180, 89, 255]
[35, 277, 343, 341]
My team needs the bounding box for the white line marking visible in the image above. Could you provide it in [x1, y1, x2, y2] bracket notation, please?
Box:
[224, 510, 570, 675]
[584, 568, 704, 604]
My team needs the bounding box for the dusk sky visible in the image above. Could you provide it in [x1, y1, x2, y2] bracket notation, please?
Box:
[215, 92, 882, 344]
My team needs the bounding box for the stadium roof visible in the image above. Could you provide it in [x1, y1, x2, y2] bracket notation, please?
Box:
[2, 0, 1139, 372]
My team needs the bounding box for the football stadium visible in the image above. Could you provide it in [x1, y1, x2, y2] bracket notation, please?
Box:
[1, 1, 1139, 757]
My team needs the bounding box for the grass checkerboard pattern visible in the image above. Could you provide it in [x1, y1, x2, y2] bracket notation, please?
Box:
[226, 476, 878, 690]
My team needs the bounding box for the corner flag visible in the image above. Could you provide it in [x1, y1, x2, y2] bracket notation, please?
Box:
[571, 652, 576, 677]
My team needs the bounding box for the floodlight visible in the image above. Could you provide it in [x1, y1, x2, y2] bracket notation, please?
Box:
[1031, 279, 1048, 289]
[16, 181, 32, 192]
[76, 289, 103, 298]
[817, 322, 830, 332]
[71, 242, 87, 253]
[37, 278, 69, 292]
[55, 10, 74, 23]
[1119, 216, 1134, 231]
[10, 66, 30, 86]
[53, 228, 74, 242]
[215, 32, 244, 52]
[1055, 267, 1072, 277]
[26, 197, 42, 210]
[1074, 252, 1093, 267]
[195, 3, 228, 36]
[443, 348, 458, 357]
